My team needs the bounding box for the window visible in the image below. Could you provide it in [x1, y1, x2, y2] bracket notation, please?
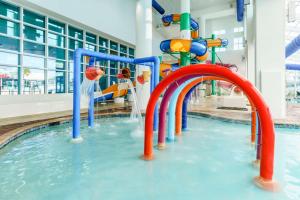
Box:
[23, 10, 45, 28]
[0, 51, 19, 65]
[68, 71, 83, 92]
[110, 41, 118, 51]
[234, 27, 244, 33]
[69, 39, 83, 50]
[48, 59, 65, 70]
[23, 68, 45, 94]
[233, 37, 244, 50]
[0, 1, 135, 95]
[23, 55, 44, 69]
[86, 32, 96, 44]
[0, 1, 19, 20]
[47, 70, 65, 93]
[48, 19, 65, 34]
[120, 45, 127, 54]
[110, 61, 118, 85]
[48, 46, 65, 60]
[216, 47, 226, 52]
[23, 26, 45, 43]
[99, 37, 108, 48]
[48, 32, 65, 48]
[213, 29, 226, 35]
[129, 48, 135, 56]
[0, 18, 20, 37]
[0, 35, 19, 51]
[68, 26, 83, 40]
[0, 66, 19, 95]
[23, 41, 45, 55]
[85, 43, 96, 51]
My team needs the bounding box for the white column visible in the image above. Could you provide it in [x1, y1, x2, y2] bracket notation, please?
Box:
[135, 0, 152, 111]
[255, 0, 286, 118]
[245, 1, 255, 84]
[199, 17, 206, 38]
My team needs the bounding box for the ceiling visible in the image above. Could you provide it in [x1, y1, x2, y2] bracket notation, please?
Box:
[156, 0, 233, 13]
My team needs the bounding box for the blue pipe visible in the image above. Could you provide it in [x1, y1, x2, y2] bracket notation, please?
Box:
[162, 14, 199, 31]
[73, 49, 82, 139]
[286, 34, 300, 58]
[88, 84, 94, 127]
[182, 85, 196, 130]
[286, 63, 300, 71]
[152, 0, 165, 15]
[72, 48, 160, 139]
[236, 0, 244, 22]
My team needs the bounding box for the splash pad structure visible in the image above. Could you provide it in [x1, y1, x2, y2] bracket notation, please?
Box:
[142, 64, 279, 192]
[72, 48, 160, 140]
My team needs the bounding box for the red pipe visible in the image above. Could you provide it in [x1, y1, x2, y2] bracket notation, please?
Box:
[143, 64, 277, 191]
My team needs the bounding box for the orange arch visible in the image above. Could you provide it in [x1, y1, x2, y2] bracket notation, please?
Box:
[142, 64, 277, 191]
[175, 76, 257, 144]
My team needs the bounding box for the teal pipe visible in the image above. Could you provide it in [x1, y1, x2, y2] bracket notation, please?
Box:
[167, 79, 194, 141]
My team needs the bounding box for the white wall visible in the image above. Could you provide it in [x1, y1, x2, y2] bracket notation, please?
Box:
[14, 0, 136, 45]
[0, 94, 88, 119]
[152, 26, 165, 56]
[206, 16, 246, 76]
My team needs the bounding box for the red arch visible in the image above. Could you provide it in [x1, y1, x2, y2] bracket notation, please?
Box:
[143, 64, 277, 190]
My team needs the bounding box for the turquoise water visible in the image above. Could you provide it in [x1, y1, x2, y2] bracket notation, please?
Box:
[0, 116, 300, 200]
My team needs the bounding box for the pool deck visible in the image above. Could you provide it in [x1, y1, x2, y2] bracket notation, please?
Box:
[0, 97, 299, 148]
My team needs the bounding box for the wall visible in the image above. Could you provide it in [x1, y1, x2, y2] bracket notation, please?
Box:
[14, 0, 136, 45]
[0, 94, 88, 119]
[152, 26, 166, 56]
[205, 16, 246, 76]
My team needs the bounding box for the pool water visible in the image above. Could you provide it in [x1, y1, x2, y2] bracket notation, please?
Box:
[0, 116, 300, 200]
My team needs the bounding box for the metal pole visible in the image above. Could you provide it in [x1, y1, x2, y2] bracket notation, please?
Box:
[211, 34, 216, 95]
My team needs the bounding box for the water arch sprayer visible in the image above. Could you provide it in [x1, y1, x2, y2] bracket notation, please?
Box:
[142, 64, 277, 191]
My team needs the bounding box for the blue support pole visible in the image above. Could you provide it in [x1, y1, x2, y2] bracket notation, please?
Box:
[72, 50, 82, 139]
[88, 84, 94, 128]
[182, 85, 197, 131]
[256, 114, 261, 160]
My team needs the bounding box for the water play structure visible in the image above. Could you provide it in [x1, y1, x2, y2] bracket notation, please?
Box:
[142, 65, 277, 191]
[94, 68, 136, 102]
[72, 48, 160, 139]
[71, 0, 277, 192]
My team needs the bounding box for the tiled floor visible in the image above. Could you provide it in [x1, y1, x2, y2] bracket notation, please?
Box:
[0, 97, 299, 148]
[189, 96, 300, 127]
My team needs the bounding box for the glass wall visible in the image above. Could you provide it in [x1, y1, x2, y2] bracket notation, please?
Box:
[0, 1, 135, 95]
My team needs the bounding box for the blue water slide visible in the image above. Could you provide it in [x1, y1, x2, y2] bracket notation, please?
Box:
[190, 18, 199, 31]
[152, 0, 165, 15]
[286, 34, 300, 58]
[285, 34, 300, 71]
[190, 40, 207, 56]
[236, 0, 244, 22]
[94, 92, 114, 103]
[160, 40, 207, 57]
[162, 14, 199, 31]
